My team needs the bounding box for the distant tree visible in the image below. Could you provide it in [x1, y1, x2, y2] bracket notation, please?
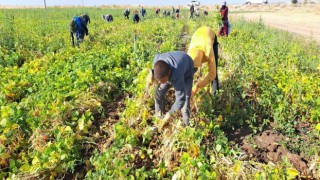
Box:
[291, 0, 298, 4]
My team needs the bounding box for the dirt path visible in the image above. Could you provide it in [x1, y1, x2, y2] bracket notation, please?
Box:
[229, 4, 320, 43]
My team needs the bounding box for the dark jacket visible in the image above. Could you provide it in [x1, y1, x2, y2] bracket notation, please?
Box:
[133, 13, 140, 23]
[190, 5, 195, 13]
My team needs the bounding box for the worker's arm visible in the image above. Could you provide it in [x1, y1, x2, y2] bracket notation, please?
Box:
[196, 50, 216, 89]
[169, 80, 186, 115]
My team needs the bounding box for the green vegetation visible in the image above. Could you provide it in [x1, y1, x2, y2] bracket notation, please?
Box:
[0, 7, 319, 179]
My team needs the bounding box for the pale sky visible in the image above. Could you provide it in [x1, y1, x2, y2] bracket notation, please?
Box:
[0, 0, 287, 6]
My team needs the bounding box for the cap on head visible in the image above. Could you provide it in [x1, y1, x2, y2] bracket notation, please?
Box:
[154, 60, 170, 81]
[223, 1, 227, 5]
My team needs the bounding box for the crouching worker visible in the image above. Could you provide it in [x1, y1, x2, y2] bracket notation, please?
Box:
[146, 51, 194, 130]
[70, 14, 90, 46]
[187, 26, 219, 96]
[133, 10, 140, 23]
[102, 14, 113, 22]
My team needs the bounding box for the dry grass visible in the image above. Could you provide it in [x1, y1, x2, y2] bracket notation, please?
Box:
[228, 3, 320, 14]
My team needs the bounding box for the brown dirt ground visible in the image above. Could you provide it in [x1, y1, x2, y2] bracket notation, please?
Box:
[230, 4, 320, 43]
[227, 124, 312, 176]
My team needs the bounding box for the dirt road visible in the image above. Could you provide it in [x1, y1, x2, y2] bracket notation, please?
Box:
[230, 4, 320, 43]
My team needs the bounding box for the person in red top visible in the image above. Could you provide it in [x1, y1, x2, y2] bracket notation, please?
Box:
[218, 1, 229, 37]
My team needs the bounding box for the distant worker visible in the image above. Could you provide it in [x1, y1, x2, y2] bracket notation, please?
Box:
[124, 8, 130, 19]
[190, 4, 195, 18]
[156, 8, 160, 16]
[69, 14, 90, 46]
[195, 8, 200, 17]
[175, 8, 180, 19]
[140, 6, 147, 17]
[218, 1, 229, 37]
[133, 10, 141, 23]
[146, 51, 194, 129]
[187, 26, 219, 96]
[166, 11, 171, 17]
[102, 14, 113, 22]
[163, 10, 167, 17]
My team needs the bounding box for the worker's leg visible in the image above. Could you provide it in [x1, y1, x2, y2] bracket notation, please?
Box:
[212, 35, 219, 94]
[181, 75, 193, 126]
[223, 22, 228, 37]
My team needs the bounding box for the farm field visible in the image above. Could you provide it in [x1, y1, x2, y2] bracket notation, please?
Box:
[230, 4, 320, 43]
[0, 6, 320, 179]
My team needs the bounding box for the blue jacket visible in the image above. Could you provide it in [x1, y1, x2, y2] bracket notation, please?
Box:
[153, 51, 194, 114]
[74, 16, 88, 35]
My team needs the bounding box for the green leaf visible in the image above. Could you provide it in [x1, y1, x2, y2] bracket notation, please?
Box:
[78, 118, 84, 131]
[287, 168, 299, 179]
[0, 118, 7, 127]
[216, 144, 222, 152]
[19, 163, 30, 172]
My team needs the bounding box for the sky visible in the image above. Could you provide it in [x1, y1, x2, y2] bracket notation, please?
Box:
[0, 0, 286, 6]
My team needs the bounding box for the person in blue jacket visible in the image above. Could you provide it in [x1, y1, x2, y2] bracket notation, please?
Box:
[70, 14, 90, 46]
[140, 6, 146, 17]
[146, 51, 194, 129]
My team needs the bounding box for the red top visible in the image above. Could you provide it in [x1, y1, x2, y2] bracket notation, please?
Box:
[220, 6, 228, 21]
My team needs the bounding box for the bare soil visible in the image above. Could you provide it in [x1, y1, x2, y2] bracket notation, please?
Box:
[230, 4, 320, 43]
[227, 122, 315, 176]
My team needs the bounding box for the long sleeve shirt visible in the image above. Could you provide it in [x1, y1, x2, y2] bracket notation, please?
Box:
[220, 6, 229, 21]
[153, 51, 194, 114]
[187, 26, 217, 88]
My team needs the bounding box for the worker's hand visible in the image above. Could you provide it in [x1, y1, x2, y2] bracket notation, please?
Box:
[192, 85, 199, 96]
[159, 113, 171, 131]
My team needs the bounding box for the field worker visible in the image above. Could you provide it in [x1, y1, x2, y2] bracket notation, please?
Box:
[175, 8, 180, 19]
[69, 14, 90, 46]
[155, 8, 160, 16]
[146, 51, 194, 128]
[190, 4, 195, 18]
[133, 10, 141, 23]
[195, 8, 200, 17]
[218, 1, 229, 36]
[124, 8, 130, 19]
[163, 10, 167, 17]
[102, 14, 113, 22]
[140, 6, 147, 17]
[187, 26, 219, 96]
